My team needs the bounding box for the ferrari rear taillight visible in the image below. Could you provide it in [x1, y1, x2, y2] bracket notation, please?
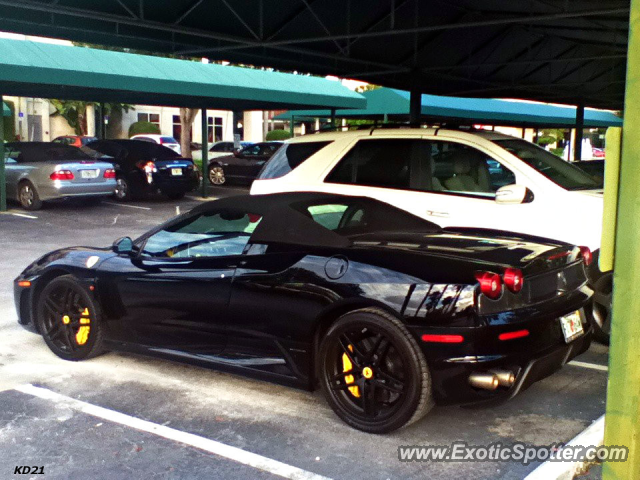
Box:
[579, 246, 593, 266]
[503, 268, 524, 293]
[498, 329, 530, 341]
[103, 168, 116, 179]
[475, 271, 502, 300]
[50, 170, 74, 180]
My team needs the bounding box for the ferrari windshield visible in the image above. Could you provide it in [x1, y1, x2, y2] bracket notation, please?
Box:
[494, 139, 602, 191]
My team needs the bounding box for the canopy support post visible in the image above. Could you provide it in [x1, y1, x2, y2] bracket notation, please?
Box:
[603, 1, 640, 477]
[100, 102, 106, 139]
[330, 109, 336, 128]
[574, 103, 585, 161]
[0, 94, 5, 212]
[290, 115, 295, 137]
[409, 89, 421, 124]
[200, 108, 208, 199]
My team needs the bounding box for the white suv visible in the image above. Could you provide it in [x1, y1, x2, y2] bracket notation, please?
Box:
[251, 127, 611, 342]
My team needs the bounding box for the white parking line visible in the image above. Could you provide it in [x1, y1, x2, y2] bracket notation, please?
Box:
[102, 201, 152, 211]
[1, 211, 38, 219]
[15, 384, 332, 480]
[568, 361, 609, 372]
[525, 415, 605, 480]
[190, 196, 218, 202]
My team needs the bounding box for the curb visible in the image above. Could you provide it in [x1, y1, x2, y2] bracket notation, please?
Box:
[525, 414, 605, 480]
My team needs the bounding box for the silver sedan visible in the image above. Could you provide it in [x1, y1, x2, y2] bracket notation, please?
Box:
[3, 142, 117, 210]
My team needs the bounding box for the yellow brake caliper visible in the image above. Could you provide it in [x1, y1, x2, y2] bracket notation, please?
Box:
[75, 307, 91, 345]
[342, 345, 360, 398]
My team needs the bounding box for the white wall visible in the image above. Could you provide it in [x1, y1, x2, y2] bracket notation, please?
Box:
[243, 111, 265, 143]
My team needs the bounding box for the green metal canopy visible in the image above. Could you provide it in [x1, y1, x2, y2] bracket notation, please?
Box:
[0, 1, 627, 109]
[275, 88, 623, 128]
[0, 38, 365, 111]
[2, 101, 10, 117]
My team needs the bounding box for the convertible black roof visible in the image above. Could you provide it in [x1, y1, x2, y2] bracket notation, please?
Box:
[190, 192, 439, 249]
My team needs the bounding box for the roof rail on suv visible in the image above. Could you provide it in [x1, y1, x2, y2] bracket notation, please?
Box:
[309, 121, 480, 135]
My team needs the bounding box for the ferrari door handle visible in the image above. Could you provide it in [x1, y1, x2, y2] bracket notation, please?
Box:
[426, 210, 450, 218]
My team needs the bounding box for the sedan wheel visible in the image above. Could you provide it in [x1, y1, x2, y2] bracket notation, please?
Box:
[591, 272, 612, 344]
[36, 275, 104, 361]
[114, 177, 130, 201]
[208, 165, 226, 185]
[18, 182, 42, 210]
[318, 308, 433, 433]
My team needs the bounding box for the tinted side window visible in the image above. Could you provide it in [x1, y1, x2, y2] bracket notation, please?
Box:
[258, 141, 332, 180]
[326, 139, 425, 189]
[5, 147, 21, 162]
[142, 211, 263, 258]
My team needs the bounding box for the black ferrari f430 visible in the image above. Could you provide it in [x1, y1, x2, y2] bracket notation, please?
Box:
[14, 192, 593, 433]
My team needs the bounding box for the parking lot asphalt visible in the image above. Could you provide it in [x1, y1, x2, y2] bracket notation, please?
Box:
[0, 187, 610, 480]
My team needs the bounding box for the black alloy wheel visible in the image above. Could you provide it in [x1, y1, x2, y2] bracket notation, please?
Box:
[591, 272, 613, 344]
[318, 308, 433, 433]
[36, 275, 104, 361]
[18, 181, 43, 210]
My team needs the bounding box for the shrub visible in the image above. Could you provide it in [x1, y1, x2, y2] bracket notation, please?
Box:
[128, 121, 160, 137]
[266, 129, 292, 141]
[551, 147, 565, 158]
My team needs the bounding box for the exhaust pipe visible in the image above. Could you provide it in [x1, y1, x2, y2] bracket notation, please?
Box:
[490, 369, 516, 388]
[468, 372, 499, 390]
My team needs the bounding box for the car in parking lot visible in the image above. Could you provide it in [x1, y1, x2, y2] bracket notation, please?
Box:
[130, 134, 181, 154]
[14, 192, 593, 433]
[52, 135, 98, 148]
[84, 139, 199, 201]
[208, 141, 283, 185]
[192, 141, 253, 163]
[252, 128, 612, 343]
[2, 142, 116, 210]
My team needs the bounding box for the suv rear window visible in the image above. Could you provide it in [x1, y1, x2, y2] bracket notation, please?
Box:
[257, 141, 332, 179]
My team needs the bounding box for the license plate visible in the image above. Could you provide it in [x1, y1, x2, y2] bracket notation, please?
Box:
[560, 310, 584, 343]
[80, 169, 99, 179]
[171, 168, 183, 176]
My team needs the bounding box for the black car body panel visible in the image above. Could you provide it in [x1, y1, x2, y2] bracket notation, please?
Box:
[208, 142, 283, 184]
[85, 139, 199, 196]
[15, 192, 593, 404]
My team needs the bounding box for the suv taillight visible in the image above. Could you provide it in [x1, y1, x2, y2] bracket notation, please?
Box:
[50, 170, 74, 180]
[104, 168, 116, 179]
[475, 271, 502, 300]
[579, 246, 592, 266]
[503, 268, 524, 293]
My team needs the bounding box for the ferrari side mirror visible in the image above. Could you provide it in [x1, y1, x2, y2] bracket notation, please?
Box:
[112, 236, 134, 255]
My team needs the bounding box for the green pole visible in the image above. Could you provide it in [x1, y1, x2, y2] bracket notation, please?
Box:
[603, 1, 640, 478]
[0, 94, 5, 212]
[290, 115, 295, 138]
[330, 109, 336, 128]
[200, 108, 208, 199]
[599, 127, 622, 273]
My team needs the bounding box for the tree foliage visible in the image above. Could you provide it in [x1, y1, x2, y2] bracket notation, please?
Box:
[51, 100, 133, 136]
[266, 129, 292, 141]
[128, 121, 161, 137]
[50, 100, 90, 136]
[537, 128, 566, 146]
